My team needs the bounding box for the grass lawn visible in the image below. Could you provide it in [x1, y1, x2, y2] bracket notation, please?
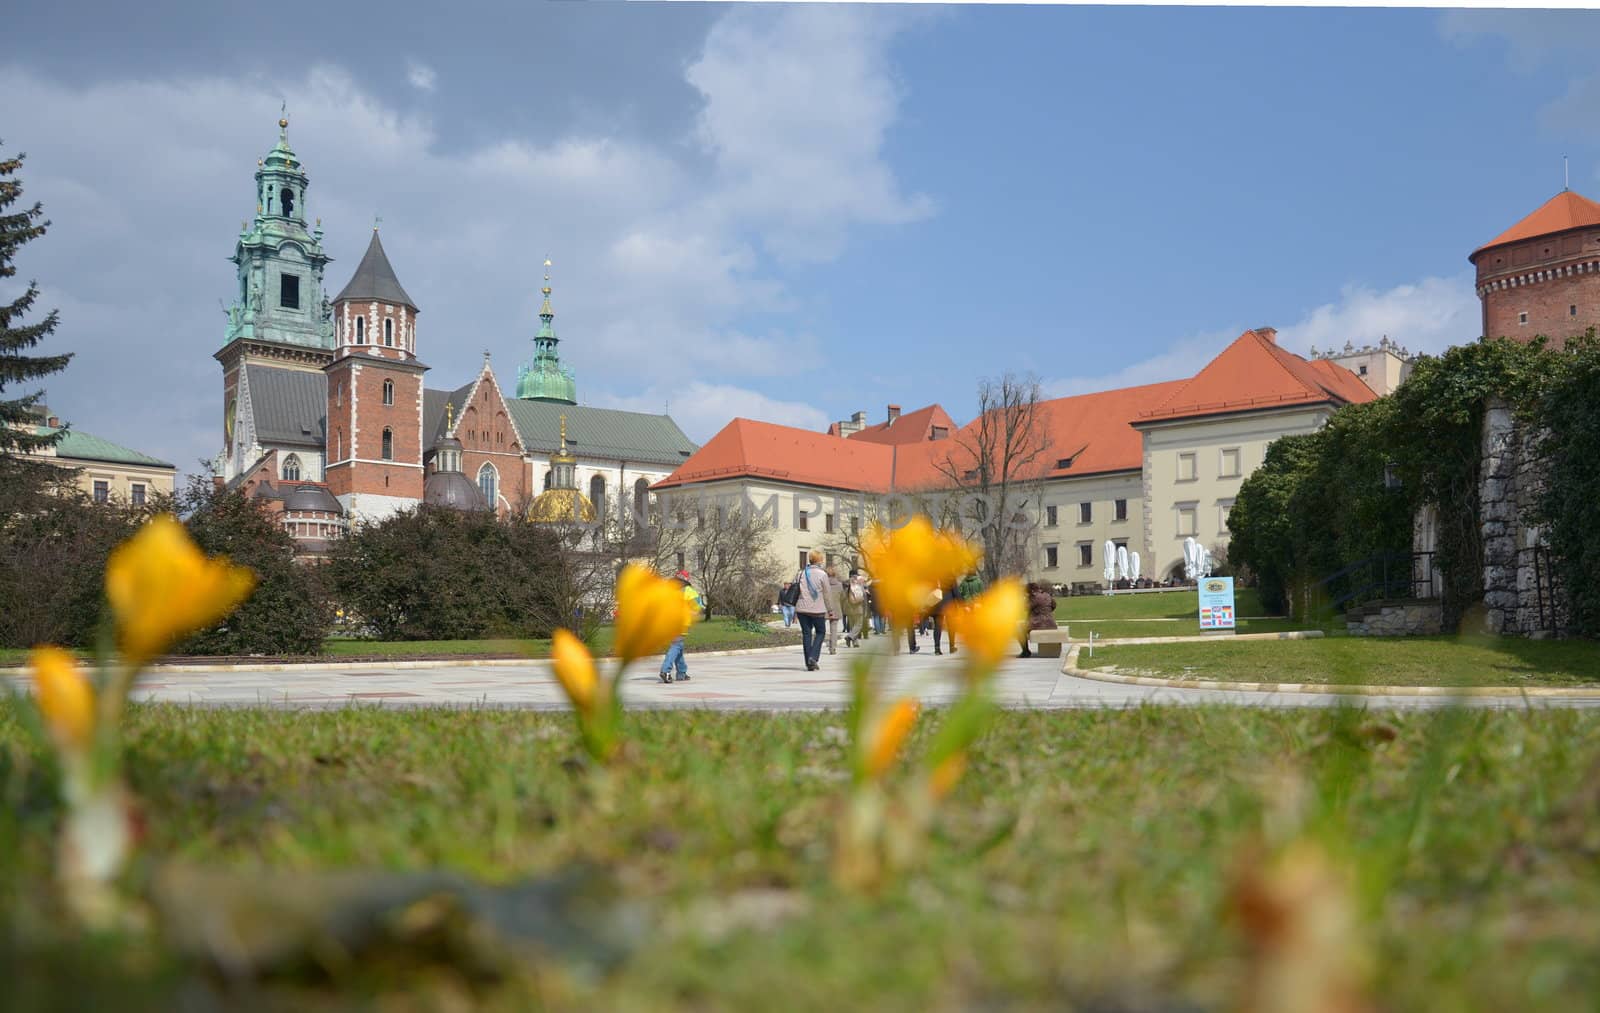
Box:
[1079, 634, 1600, 688]
[1052, 586, 1302, 640]
[5, 705, 1600, 1009]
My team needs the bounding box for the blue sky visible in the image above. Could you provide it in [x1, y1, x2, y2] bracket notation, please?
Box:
[5, 4, 1599, 474]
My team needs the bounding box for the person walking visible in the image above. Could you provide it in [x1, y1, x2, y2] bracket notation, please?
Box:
[1018, 581, 1058, 658]
[777, 580, 796, 628]
[793, 549, 837, 671]
[825, 564, 846, 656]
[843, 568, 870, 646]
[659, 571, 703, 683]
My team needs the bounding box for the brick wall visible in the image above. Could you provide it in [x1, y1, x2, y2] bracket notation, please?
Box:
[1475, 231, 1600, 346]
[325, 356, 424, 500]
[455, 371, 527, 516]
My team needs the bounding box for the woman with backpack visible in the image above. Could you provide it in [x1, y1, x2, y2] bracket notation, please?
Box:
[791, 549, 838, 671]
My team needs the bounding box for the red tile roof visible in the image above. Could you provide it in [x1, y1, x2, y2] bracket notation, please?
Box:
[652, 417, 897, 493]
[654, 330, 1374, 493]
[1137, 328, 1374, 424]
[1473, 190, 1600, 259]
[846, 404, 959, 445]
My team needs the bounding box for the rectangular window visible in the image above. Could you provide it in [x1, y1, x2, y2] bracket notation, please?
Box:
[279, 274, 300, 309]
[1079, 501, 1092, 524]
[1572, 305, 1579, 317]
[798, 549, 809, 570]
[1077, 542, 1092, 567]
[1177, 503, 1198, 537]
[93, 480, 109, 503]
[1114, 498, 1128, 521]
[1358, 364, 1369, 376]
[825, 513, 835, 534]
[1178, 453, 1197, 482]
[1113, 539, 1128, 553]
[1219, 447, 1241, 479]
[676, 552, 686, 571]
[1045, 545, 1059, 569]
[1219, 498, 1235, 533]
[797, 511, 809, 531]
[130, 483, 145, 506]
[1045, 504, 1058, 527]
[851, 516, 860, 535]
[1519, 311, 1529, 325]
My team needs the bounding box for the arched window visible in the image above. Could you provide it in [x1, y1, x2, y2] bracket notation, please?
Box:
[478, 463, 498, 509]
[634, 477, 650, 519]
[282, 188, 295, 217]
[355, 316, 365, 344]
[384, 318, 393, 347]
[281, 454, 301, 481]
[382, 379, 394, 406]
[543, 469, 553, 491]
[381, 427, 393, 461]
[589, 474, 606, 520]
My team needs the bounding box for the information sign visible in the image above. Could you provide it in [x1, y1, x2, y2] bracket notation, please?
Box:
[1198, 576, 1236, 631]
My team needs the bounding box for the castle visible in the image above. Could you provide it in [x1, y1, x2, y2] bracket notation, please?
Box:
[212, 118, 696, 555]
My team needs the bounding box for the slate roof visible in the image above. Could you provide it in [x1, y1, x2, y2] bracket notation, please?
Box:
[246, 364, 327, 447]
[35, 427, 174, 469]
[1473, 190, 1600, 259]
[334, 230, 417, 310]
[423, 386, 697, 469]
[506, 400, 697, 468]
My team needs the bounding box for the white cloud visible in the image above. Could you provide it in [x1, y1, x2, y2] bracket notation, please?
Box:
[0, 8, 926, 476]
[1043, 273, 1480, 400]
[594, 381, 829, 443]
[406, 61, 436, 93]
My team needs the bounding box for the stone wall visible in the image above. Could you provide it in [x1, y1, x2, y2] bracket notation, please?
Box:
[1345, 600, 1443, 637]
[1478, 399, 1568, 636]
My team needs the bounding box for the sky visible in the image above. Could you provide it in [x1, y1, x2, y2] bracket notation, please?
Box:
[4, 3, 1599, 476]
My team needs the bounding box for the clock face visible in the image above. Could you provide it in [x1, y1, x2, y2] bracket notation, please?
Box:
[225, 399, 236, 444]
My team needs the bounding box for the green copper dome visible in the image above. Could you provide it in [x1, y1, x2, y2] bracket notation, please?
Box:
[516, 259, 577, 405]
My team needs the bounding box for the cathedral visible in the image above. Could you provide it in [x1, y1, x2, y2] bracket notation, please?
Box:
[214, 118, 697, 555]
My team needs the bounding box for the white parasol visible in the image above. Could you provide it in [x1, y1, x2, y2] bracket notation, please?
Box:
[1102, 540, 1116, 584]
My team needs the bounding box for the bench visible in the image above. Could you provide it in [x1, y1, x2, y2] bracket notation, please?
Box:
[1025, 629, 1072, 658]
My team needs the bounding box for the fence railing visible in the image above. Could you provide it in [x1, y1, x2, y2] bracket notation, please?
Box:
[1313, 551, 1438, 612]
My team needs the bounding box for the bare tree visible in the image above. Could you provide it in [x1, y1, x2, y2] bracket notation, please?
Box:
[932, 372, 1050, 582]
[654, 487, 785, 621]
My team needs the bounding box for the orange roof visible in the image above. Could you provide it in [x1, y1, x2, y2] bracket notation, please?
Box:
[1138, 328, 1374, 424]
[652, 417, 897, 493]
[846, 404, 959, 445]
[1473, 190, 1600, 259]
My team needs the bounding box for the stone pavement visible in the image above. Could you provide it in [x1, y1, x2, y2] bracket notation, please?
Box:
[33, 643, 1596, 712]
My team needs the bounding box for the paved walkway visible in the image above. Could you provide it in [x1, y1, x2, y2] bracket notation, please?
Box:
[61, 644, 1600, 712]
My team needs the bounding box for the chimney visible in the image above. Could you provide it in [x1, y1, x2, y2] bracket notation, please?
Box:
[851, 410, 866, 426]
[886, 404, 901, 425]
[1255, 327, 1278, 344]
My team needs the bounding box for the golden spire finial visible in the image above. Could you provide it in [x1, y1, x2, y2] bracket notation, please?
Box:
[279, 102, 289, 131]
[542, 257, 553, 297]
[558, 413, 568, 454]
[445, 401, 454, 430]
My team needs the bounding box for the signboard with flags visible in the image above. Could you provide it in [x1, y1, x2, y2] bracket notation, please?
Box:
[1198, 576, 1236, 631]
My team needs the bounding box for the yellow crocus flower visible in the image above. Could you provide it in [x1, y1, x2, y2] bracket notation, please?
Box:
[613, 564, 692, 665]
[944, 578, 1027, 674]
[550, 629, 599, 715]
[105, 515, 256, 667]
[929, 752, 967, 801]
[29, 646, 95, 751]
[864, 697, 920, 780]
[861, 517, 980, 631]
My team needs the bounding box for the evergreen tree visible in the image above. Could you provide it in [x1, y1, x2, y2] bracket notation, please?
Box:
[0, 144, 71, 457]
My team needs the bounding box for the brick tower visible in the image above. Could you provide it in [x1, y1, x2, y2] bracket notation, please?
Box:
[323, 227, 428, 522]
[1472, 189, 1600, 347]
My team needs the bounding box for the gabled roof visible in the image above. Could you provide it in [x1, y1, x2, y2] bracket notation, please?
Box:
[245, 364, 327, 447]
[1137, 328, 1374, 424]
[654, 417, 896, 492]
[846, 404, 958, 445]
[505, 400, 698, 469]
[1473, 190, 1600, 259]
[334, 230, 417, 310]
[35, 427, 174, 469]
